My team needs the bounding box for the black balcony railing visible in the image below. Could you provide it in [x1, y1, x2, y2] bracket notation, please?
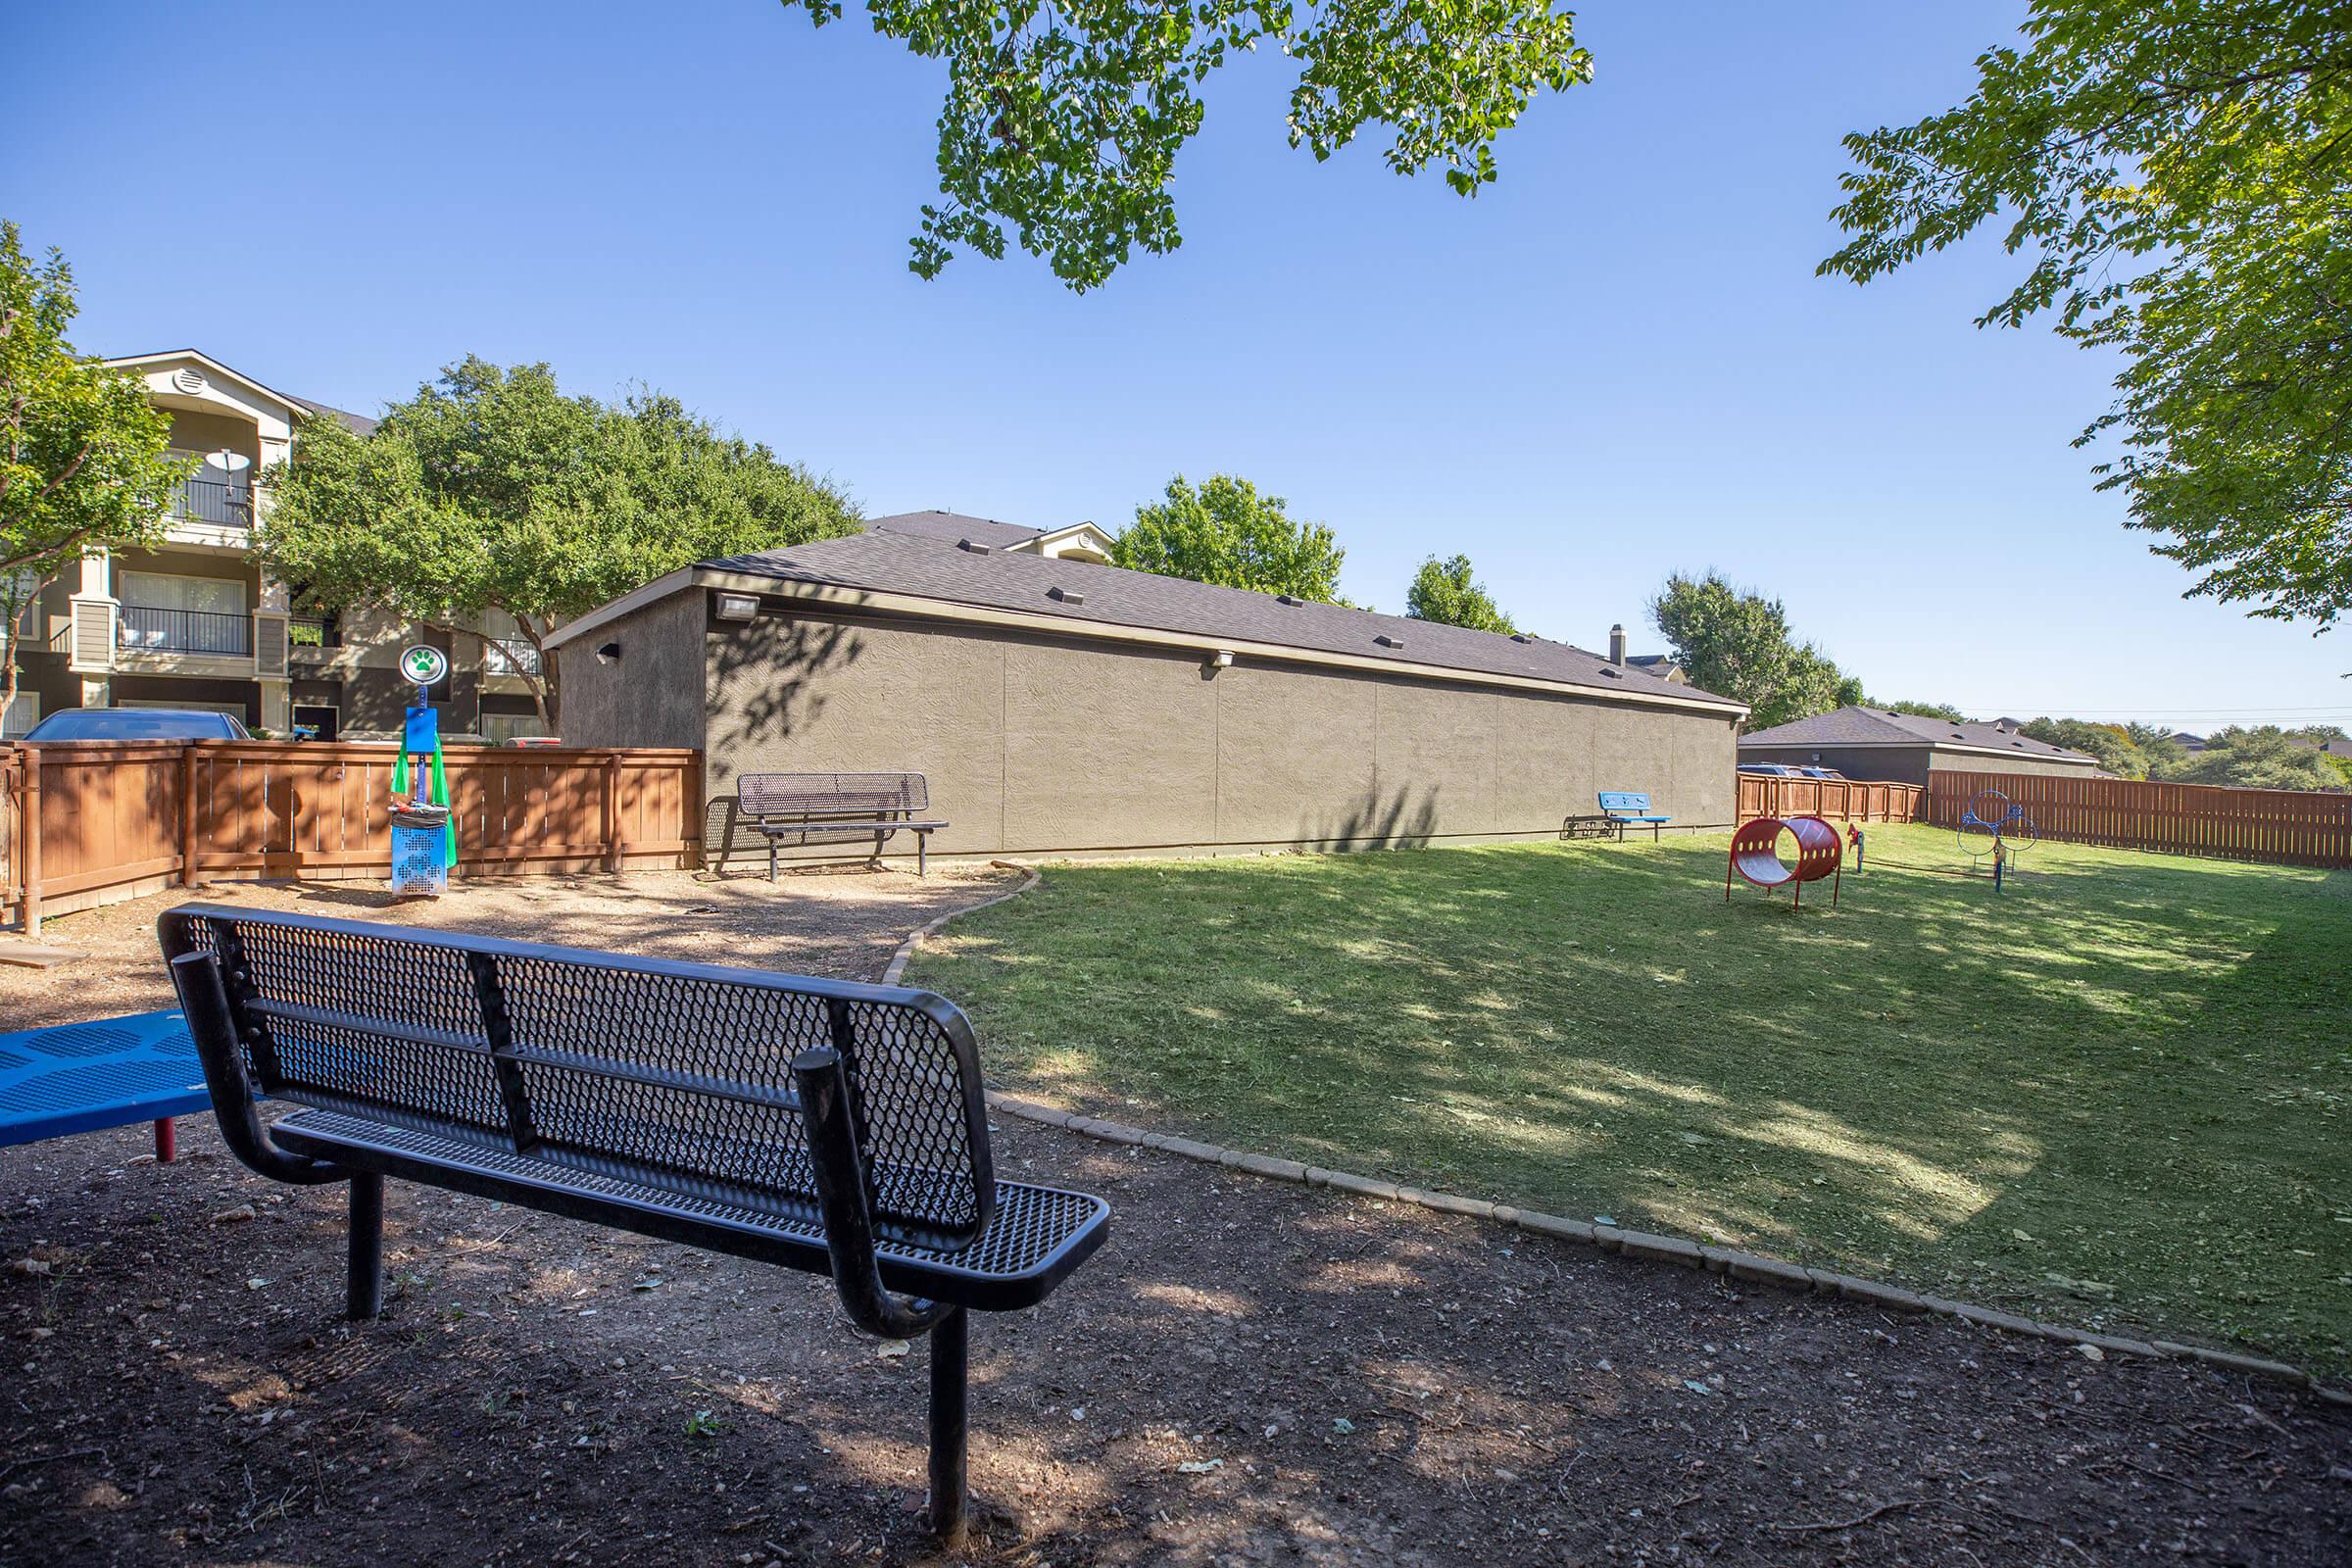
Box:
[170, 474, 252, 529]
[484, 636, 542, 675]
[289, 614, 340, 649]
[120, 604, 252, 657]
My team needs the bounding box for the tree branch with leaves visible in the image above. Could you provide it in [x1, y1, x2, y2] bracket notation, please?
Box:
[1822, 0, 2352, 636]
[783, 0, 1592, 288]
[0, 220, 186, 723]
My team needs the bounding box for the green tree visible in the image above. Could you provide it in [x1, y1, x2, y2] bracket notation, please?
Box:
[0, 221, 187, 722]
[1404, 554, 1516, 634]
[1113, 474, 1348, 602]
[1822, 1, 2352, 634]
[258, 358, 858, 727]
[2163, 725, 2344, 790]
[2125, 720, 2189, 774]
[783, 1, 1592, 289]
[1649, 571, 1855, 729]
[2019, 716, 2149, 777]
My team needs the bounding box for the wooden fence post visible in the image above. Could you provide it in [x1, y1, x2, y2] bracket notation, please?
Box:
[179, 744, 200, 888]
[21, 747, 40, 937]
[604, 752, 622, 874]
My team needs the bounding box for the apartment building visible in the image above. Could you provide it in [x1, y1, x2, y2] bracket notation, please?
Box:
[4, 351, 549, 741]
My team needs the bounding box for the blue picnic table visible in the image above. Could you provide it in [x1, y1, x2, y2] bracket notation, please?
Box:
[0, 1010, 206, 1161]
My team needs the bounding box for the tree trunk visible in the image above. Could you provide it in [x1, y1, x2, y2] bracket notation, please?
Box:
[516, 614, 558, 732]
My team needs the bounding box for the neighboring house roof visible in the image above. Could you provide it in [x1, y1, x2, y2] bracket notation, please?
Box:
[1739, 706, 2098, 764]
[287, 394, 378, 438]
[1622, 654, 1685, 683]
[2171, 731, 2208, 752]
[866, 509, 1116, 562]
[865, 511, 1045, 551]
[105, 350, 377, 436]
[551, 529, 1747, 716]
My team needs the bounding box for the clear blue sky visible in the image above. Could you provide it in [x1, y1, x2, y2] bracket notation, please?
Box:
[9, 1, 2345, 730]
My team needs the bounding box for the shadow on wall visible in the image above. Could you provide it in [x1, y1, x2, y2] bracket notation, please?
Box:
[704, 617, 866, 868]
[1299, 787, 1439, 853]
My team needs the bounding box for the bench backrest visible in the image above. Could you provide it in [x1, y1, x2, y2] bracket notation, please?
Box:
[156, 906, 994, 1251]
[1598, 791, 1653, 816]
[740, 771, 929, 819]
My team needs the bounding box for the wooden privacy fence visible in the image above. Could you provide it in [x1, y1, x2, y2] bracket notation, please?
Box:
[1925, 769, 2352, 869]
[1737, 773, 1924, 825]
[3, 741, 703, 933]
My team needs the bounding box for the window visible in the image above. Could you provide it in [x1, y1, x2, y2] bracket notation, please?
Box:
[1, 691, 37, 738]
[118, 571, 249, 654]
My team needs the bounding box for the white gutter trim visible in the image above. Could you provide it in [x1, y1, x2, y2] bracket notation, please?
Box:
[101, 350, 311, 420]
[549, 568, 1750, 719]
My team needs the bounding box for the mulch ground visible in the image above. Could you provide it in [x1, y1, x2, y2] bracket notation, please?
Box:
[4, 871, 2348, 1566]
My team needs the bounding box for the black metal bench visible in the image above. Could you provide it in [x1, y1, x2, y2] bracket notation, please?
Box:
[157, 905, 1108, 1540]
[739, 771, 950, 878]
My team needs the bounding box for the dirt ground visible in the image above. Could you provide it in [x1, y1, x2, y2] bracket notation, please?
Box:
[3, 872, 2348, 1567]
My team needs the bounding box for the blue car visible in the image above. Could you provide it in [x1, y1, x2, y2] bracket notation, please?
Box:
[23, 708, 251, 742]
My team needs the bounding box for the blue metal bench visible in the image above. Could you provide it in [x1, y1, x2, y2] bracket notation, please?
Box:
[0, 1010, 203, 1161]
[1597, 790, 1673, 842]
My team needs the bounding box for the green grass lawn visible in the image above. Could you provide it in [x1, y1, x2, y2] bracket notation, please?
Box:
[907, 823, 2352, 1373]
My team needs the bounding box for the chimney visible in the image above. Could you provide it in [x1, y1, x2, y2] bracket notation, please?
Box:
[1608, 623, 1627, 664]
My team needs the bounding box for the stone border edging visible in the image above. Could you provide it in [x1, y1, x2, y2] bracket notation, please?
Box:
[879, 859, 2347, 1406]
[881, 861, 1043, 987]
[981, 1089, 2349, 1407]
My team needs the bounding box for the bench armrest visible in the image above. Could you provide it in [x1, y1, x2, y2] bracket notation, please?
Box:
[165, 950, 351, 1187]
[791, 1044, 959, 1340]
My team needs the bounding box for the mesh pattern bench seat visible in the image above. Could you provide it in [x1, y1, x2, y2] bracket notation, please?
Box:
[157, 906, 1107, 1540]
[739, 771, 948, 877]
[269, 1108, 1104, 1310]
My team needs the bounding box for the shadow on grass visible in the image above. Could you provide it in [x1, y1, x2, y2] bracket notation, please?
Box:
[909, 826, 2352, 1370]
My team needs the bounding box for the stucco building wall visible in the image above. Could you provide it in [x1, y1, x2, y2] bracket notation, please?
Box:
[561, 594, 1740, 865]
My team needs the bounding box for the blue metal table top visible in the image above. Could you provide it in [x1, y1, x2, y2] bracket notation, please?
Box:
[0, 1010, 208, 1148]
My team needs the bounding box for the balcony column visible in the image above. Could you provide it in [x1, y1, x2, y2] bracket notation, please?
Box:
[255, 573, 292, 731]
[67, 549, 116, 706]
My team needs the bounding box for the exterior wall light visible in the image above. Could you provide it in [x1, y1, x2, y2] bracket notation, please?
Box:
[715, 593, 760, 621]
[1207, 650, 1235, 669]
[596, 642, 622, 665]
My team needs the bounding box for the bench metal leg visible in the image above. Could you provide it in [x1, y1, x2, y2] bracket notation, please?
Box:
[154, 1117, 175, 1163]
[348, 1172, 384, 1320]
[927, 1305, 968, 1542]
[916, 832, 927, 878]
[767, 837, 778, 882]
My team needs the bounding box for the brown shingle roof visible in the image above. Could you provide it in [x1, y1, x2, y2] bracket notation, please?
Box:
[1740, 707, 2097, 761]
[864, 510, 1045, 550]
[695, 530, 1744, 711]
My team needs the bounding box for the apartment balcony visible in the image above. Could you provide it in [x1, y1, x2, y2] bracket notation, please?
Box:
[72, 599, 292, 681]
[120, 605, 253, 657]
[481, 635, 543, 694]
[162, 474, 256, 549]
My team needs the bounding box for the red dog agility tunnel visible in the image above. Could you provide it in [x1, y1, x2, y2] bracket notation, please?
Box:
[1725, 814, 1843, 909]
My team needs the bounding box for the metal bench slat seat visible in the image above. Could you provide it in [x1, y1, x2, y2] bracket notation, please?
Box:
[155, 905, 1106, 1539]
[268, 1109, 1103, 1310]
[738, 770, 949, 877]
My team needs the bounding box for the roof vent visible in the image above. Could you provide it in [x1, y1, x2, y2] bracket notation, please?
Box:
[1277, 594, 1305, 607]
[1599, 666, 1623, 678]
[957, 538, 992, 555]
[1509, 633, 1533, 643]
[1048, 585, 1084, 606]
[2012, 740, 2026, 748]
[1374, 633, 1405, 650]
[1950, 731, 1967, 740]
